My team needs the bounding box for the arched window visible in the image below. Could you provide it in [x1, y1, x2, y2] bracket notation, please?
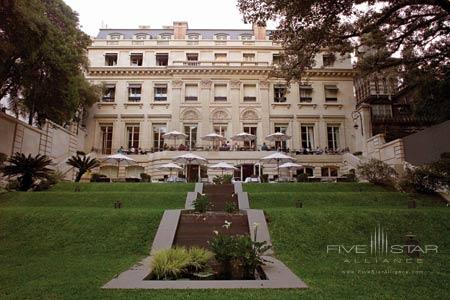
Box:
[135, 33, 149, 40]
[187, 33, 200, 40]
[109, 33, 122, 40]
[159, 33, 172, 40]
[240, 34, 253, 41]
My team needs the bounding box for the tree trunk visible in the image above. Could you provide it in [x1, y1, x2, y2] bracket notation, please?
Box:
[75, 171, 83, 182]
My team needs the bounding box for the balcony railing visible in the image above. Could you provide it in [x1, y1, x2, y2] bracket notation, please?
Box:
[172, 61, 270, 67]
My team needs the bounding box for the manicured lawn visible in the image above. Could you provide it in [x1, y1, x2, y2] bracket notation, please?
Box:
[0, 182, 449, 299]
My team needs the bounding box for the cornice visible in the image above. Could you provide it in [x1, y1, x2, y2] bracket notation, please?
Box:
[87, 67, 355, 78]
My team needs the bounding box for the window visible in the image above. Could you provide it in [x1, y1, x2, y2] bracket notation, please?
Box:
[128, 84, 142, 102]
[154, 84, 168, 101]
[135, 33, 148, 40]
[272, 54, 282, 65]
[109, 33, 121, 40]
[215, 33, 228, 40]
[105, 53, 118, 66]
[215, 53, 227, 61]
[187, 34, 200, 40]
[321, 166, 338, 177]
[243, 126, 257, 148]
[126, 124, 140, 149]
[153, 124, 167, 151]
[300, 125, 315, 149]
[214, 124, 228, 138]
[159, 33, 171, 40]
[327, 125, 340, 150]
[274, 85, 287, 103]
[323, 53, 335, 67]
[297, 167, 314, 177]
[299, 85, 313, 102]
[243, 53, 255, 62]
[243, 84, 256, 101]
[100, 124, 113, 154]
[372, 104, 393, 118]
[324, 85, 338, 102]
[156, 53, 168, 66]
[186, 53, 199, 66]
[130, 53, 143, 66]
[240, 34, 253, 41]
[274, 124, 288, 150]
[185, 84, 198, 101]
[184, 124, 198, 150]
[214, 84, 227, 101]
[102, 84, 115, 102]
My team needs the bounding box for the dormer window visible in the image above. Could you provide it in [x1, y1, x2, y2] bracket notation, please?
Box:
[188, 34, 200, 40]
[135, 33, 148, 40]
[240, 34, 253, 41]
[159, 33, 172, 40]
[109, 33, 122, 40]
[215, 33, 229, 40]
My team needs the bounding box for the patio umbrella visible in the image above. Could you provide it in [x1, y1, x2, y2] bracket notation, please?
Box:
[265, 132, 291, 150]
[231, 132, 256, 150]
[162, 131, 188, 148]
[102, 153, 136, 178]
[201, 133, 226, 150]
[260, 152, 295, 181]
[172, 153, 207, 182]
[279, 162, 304, 180]
[159, 162, 183, 178]
[208, 161, 238, 176]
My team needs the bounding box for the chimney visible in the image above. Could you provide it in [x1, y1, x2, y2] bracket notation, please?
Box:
[173, 21, 188, 39]
[253, 24, 266, 40]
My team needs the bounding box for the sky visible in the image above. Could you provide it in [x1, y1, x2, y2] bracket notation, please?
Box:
[64, 0, 276, 37]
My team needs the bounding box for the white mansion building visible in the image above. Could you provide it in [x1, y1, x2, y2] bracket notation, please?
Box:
[84, 22, 368, 181]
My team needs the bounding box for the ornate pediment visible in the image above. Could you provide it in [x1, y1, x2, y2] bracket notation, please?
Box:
[211, 109, 230, 121]
[181, 109, 200, 121]
[241, 109, 259, 120]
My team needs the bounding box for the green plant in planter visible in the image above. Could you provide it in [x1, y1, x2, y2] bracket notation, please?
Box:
[224, 201, 237, 213]
[150, 247, 213, 280]
[222, 174, 233, 184]
[209, 231, 236, 279]
[297, 173, 309, 182]
[193, 194, 209, 213]
[234, 235, 271, 279]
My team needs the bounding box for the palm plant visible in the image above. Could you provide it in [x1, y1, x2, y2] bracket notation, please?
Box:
[66, 154, 100, 182]
[1, 153, 53, 191]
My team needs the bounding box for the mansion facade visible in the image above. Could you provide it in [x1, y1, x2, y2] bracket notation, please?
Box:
[84, 22, 367, 181]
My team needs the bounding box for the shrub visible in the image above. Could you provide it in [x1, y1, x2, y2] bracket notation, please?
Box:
[150, 247, 213, 280]
[399, 166, 443, 194]
[0, 153, 7, 167]
[125, 177, 140, 182]
[1, 153, 53, 191]
[140, 173, 151, 182]
[260, 174, 269, 183]
[213, 174, 233, 184]
[296, 173, 309, 182]
[193, 194, 209, 213]
[224, 201, 237, 213]
[357, 159, 397, 186]
[66, 154, 100, 182]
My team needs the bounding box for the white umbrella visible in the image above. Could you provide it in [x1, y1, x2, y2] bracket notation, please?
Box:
[208, 161, 238, 176]
[162, 131, 188, 148]
[260, 152, 295, 181]
[102, 153, 136, 178]
[172, 153, 207, 182]
[231, 132, 256, 150]
[266, 132, 291, 151]
[159, 162, 183, 178]
[279, 162, 304, 180]
[201, 133, 226, 150]
[231, 132, 256, 141]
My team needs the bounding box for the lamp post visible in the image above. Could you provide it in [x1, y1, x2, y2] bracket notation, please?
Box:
[352, 110, 364, 136]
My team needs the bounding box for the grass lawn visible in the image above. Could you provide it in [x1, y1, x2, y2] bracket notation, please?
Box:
[0, 182, 449, 299]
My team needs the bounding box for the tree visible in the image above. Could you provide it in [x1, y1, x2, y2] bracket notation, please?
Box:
[1, 153, 53, 191]
[66, 154, 100, 182]
[0, 0, 100, 125]
[238, 0, 450, 80]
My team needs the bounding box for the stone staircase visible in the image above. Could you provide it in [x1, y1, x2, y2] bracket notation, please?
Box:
[203, 184, 237, 211]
